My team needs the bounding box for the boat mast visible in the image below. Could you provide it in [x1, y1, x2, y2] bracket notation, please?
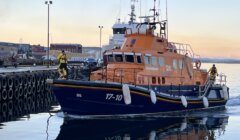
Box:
[129, 0, 137, 24]
[150, 0, 157, 23]
[166, 0, 169, 42]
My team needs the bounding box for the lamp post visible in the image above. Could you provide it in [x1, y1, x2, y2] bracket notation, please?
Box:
[98, 26, 103, 59]
[45, 1, 52, 68]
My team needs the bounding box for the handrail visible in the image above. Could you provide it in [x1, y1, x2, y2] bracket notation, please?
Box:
[168, 42, 201, 60]
[198, 77, 212, 98]
[215, 73, 227, 85]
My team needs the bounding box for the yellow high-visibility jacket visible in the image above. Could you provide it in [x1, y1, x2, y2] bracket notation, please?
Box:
[57, 53, 68, 64]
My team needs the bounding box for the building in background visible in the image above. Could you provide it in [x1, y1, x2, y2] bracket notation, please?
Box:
[82, 47, 101, 59]
[31, 44, 46, 59]
[50, 44, 82, 53]
[18, 44, 31, 54]
[0, 42, 18, 58]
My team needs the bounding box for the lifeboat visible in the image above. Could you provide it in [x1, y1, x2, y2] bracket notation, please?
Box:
[48, 1, 229, 118]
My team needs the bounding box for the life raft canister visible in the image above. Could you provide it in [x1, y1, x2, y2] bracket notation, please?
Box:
[195, 60, 201, 69]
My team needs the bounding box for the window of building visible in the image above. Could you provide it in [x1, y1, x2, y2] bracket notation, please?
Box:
[136, 55, 142, 64]
[115, 55, 123, 62]
[152, 56, 157, 66]
[144, 56, 151, 65]
[125, 55, 134, 62]
[173, 59, 178, 70]
[108, 54, 114, 62]
[158, 57, 165, 67]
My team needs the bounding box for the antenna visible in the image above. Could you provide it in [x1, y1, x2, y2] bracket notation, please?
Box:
[115, 0, 122, 23]
[139, 0, 142, 22]
[129, 0, 137, 24]
[150, 0, 157, 23]
[166, 0, 168, 41]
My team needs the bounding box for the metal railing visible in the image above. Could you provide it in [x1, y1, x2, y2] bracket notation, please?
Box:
[215, 73, 227, 85]
[198, 73, 227, 97]
[168, 42, 200, 60]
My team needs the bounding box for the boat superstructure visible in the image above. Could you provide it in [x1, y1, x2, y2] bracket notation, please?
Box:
[103, 0, 148, 52]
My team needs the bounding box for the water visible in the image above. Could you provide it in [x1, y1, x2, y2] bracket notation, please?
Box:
[0, 63, 240, 140]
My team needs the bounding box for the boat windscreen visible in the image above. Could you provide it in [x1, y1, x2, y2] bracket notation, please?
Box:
[115, 55, 123, 62]
[125, 55, 134, 63]
[113, 28, 126, 34]
[108, 54, 114, 62]
[137, 55, 142, 63]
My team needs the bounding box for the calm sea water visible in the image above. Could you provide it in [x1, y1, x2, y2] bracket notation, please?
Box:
[0, 63, 240, 140]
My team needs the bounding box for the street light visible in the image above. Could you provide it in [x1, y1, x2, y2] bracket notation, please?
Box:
[45, 1, 52, 68]
[98, 26, 103, 59]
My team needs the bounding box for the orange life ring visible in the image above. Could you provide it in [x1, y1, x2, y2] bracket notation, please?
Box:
[195, 60, 201, 69]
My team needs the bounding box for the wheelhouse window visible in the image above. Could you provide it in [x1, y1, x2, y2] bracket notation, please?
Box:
[152, 56, 157, 66]
[107, 54, 114, 62]
[158, 57, 165, 67]
[158, 77, 161, 85]
[113, 28, 126, 34]
[173, 59, 178, 70]
[144, 55, 151, 65]
[179, 60, 183, 69]
[115, 54, 123, 62]
[125, 55, 134, 63]
[135, 54, 142, 64]
[162, 77, 166, 84]
[152, 77, 156, 84]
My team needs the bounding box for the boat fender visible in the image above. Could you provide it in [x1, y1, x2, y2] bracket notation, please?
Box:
[222, 85, 229, 100]
[180, 122, 187, 131]
[180, 96, 188, 108]
[150, 90, 157, 104]
[149, 131, 156, 140]
[203, 97, 209, 108]
[200, 117, 208, 125]
[122, 84, 131, 105]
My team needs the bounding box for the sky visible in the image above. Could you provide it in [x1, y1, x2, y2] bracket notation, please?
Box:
[0, 0, 240, 58]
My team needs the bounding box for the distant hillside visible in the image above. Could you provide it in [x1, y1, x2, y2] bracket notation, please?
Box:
[197, 57, 240, 64]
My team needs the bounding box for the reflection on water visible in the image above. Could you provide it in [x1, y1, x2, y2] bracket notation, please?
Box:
[0, 94, 58, 123]
[56, 116, 228, 140]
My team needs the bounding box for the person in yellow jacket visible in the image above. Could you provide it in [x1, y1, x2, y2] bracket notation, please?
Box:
[208, 64, 218, 81]
[57, 50, 68, 79]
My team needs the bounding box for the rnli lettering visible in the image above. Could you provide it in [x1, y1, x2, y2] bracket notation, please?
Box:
[106, 93, 123, 101]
